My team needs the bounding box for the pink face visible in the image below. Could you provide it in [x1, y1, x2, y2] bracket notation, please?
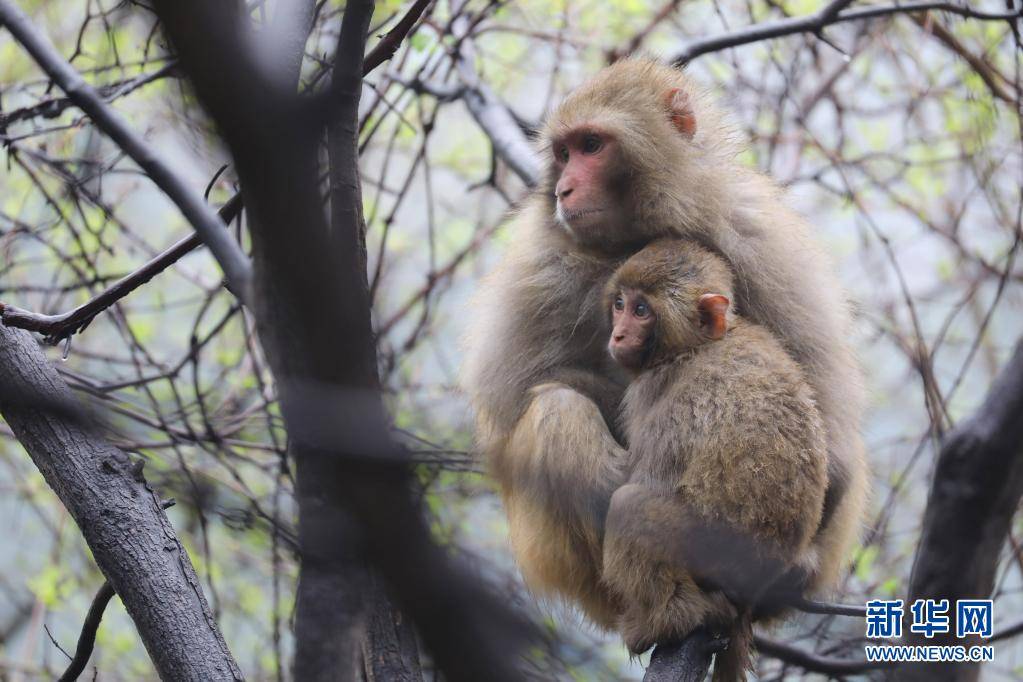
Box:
[609, 289, 655, 371]
[550, 128, 627, 239]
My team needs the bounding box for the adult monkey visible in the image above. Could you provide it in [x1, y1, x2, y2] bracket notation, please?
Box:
[462, 59, 867, 633]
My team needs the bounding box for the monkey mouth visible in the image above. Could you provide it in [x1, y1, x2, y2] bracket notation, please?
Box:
[555, 205, 606, 228]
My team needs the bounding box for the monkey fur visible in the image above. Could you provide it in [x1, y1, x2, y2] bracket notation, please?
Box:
[601, 238, 828, 680]
[461, 58, 867, 646]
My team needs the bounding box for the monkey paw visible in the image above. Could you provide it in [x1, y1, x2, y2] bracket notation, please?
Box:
[704, 631, 731, 655]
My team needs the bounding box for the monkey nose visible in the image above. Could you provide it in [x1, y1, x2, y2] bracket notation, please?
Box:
[556, 185, 574, 199]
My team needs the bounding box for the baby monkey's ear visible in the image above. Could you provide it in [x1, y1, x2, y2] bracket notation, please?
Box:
[698, 293, 729, 340]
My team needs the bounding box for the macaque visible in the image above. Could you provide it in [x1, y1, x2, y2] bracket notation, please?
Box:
[600, 239, 828, 680]
[461, 59, 867, 637]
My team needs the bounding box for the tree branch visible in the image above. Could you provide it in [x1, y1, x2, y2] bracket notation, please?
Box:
[990, 617, 1023, 644]
[642, 632, 716, 682]
[0, 61, 178, 129]
[146, 0, 532, 679]
[0, 194, 243, 343]
[446, 1, 1020, 191]
[910, 12, 1019, 107]
[451, 16, 541, 188]
[0, 0, 252, 299]
[0, 324, 242, 680]
[671, 0, 1023, 65]
[457, 77, 541, 188]
[754, 634, 891, 676]
[897, 337, 1023, 681]
[57, 499, 176, 682]
[57, 581, 115, 682]
[363, 0, 434, 76]
[328, 1, 425, 676]
[0, 0, 436, 344]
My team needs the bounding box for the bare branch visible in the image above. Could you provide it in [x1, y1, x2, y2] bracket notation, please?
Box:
[57, 582, 115, 682]
[445, 1, 1021, 189]
[0, 194, 243, 342]
[457, 77, 541, 188]
[146, 0, 533, 678]
[363, 0, 435, 76]
[0, 61, 177, 129]
[0, 0, 252, 299]
[0, 324, 243, 680]
[754, 634, 891, 676]
[452, 17, 541, 188]
[672, 1, 1023, 65]
[910, 12, 1019, 107]
[898, 337, 1023, 680]
[990, 617, 1023, 644]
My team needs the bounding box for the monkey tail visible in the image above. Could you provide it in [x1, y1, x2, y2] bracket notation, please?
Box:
[711, 610, 754, 682]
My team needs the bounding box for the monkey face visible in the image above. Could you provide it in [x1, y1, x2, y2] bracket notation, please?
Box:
[609, 288, 655, 371]
[550, 128, 631, 245]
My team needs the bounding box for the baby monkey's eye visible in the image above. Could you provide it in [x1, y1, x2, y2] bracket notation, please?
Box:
[556, 145, 569, 163]
[581, 134, 603, 154]
[634, 302, 649, 318]
[614, 295, 625, 311]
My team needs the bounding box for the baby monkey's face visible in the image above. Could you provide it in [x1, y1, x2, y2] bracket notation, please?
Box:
[609, 288, 655, 371]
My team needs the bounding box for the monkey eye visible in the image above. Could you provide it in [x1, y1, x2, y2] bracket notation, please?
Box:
[614, 295, 624, 311]
[555, 145, 569, 163]
[581, 134, 603, 154]
[634, 302, 649, 318]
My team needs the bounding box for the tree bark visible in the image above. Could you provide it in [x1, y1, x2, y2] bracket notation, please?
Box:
[362, 574, 423, 682]
[328, 32, 422, 682]
[643, 633, 715, 682]
[0, 324, 242, 681]
[896, 338, 1023, 682]
[148, 1, 529, 680]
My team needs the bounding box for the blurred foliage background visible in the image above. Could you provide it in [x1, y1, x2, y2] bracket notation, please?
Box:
[0, 0, 1021, 679]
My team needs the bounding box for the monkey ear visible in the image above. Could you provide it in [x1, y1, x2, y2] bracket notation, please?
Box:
[664, 88, 697, 138]
[698, 293, 729, 340]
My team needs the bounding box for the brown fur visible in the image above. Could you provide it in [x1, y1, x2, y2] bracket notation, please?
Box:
[601, 240, 828, 680]
[461, 58, 868, 640]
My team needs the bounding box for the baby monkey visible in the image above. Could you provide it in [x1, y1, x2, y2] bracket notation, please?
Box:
[602, 239, 828, 681]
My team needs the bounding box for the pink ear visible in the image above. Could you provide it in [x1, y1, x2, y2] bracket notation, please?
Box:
[698, 293, 729, 340]
[664, 88, 697, 138]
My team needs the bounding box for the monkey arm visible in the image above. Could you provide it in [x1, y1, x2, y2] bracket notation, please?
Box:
[544, 367, 627, 439]
[503, 383, 629, 549]
[493, 382, 629, 626]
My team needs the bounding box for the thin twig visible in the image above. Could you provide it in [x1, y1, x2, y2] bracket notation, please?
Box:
[57, 582, 116, 682]
[990, 617, 1023, 644]
[672, 0, 1023, 65]
[362, 0, 434, 75]
[0, 0, 252, 298]
[754, 634, 892, 675]
[0, 195, 243, 342]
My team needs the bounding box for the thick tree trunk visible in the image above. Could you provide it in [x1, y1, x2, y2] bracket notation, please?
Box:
[363, 574, 423, 682]
[897, 339, 1023, 682]
[326, 46, 422, 682]
[147, 1, 529, 678]
[0, 325, 242, 681]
